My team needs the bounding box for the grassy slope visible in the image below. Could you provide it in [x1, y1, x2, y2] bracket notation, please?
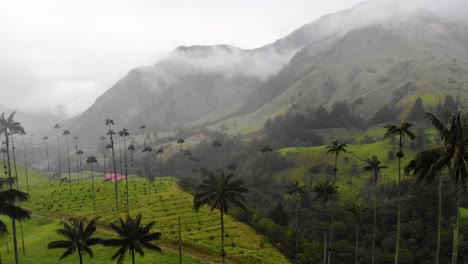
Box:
[0, 163, 289, 264]
[276, 127, 420, 202]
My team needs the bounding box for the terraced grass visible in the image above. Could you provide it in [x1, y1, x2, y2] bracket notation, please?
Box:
[0, 163, 289, 264]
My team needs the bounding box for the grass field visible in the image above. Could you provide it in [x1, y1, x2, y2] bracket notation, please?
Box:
[276, 135, 418, 202]
[0, 162, 290, 264]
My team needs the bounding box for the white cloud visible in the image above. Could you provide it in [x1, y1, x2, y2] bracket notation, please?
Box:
[8, 0, 464, 117]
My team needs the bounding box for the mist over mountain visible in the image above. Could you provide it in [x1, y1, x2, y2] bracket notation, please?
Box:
[56, 0, 468, 144]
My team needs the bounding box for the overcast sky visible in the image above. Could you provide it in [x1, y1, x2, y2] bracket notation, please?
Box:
[0, 0, 364, 117]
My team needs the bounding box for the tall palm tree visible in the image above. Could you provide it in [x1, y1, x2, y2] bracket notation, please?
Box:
[118, 134, 123, 177]
[177, 138, 184, 178]
[325, 140, 346, 264]
[3, 113, 27, 256]
[106, 143, 113, 175]
[43, 136, 51, 182]
[63, 130, 72, 194]
[193, 169, 248, 264]
[312, 180, 337, 264]
[100, 136, 107, 175]
[102, 214, 161, 264]
[405, 147, 444, 264]
[285, 180, 306, 260]
[105, 118, 119, 215]
[0, 112, 31, 264]
[86, 155, 98, 211]
[118, 128, 130, 212]
[20, 132, 29, 193]
[384, 121, 415, 264]
[260, 145, 273, 192]
[73, 136, 80, 183]
[405, 112, 466, 264]
[77, 150, 84, 181]
[47, 218, 100, 264]
[212, 140, 222, 152]
[346, 202, 368, 264]
[54, 123, 62, 181]
[140, 125, 146, 147]
[156, 148, 164, 182]
[128, 144, 135, 171]
[142, 146, 153, 195]
[363, 155, 387, 264]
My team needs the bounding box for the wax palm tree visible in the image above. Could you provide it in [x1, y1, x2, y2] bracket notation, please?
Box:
[85, 155, 98, 211]
[212, 140, 222, 152]
[102, 214, 161, 264]
[312, 180, 337, 264]
[177, 138, 185, 178]
[140, 125, 146, 147]
[193, 169, 248, 264]
[10, 133, 27, 256]
[285, 180, 306, 260]
[325, 140, 346, 264]
[405, 112, 467, 264]
[62, 130, 72, 193]
[73, 136, 81, 182]
[260, 145, 273, 191]
[128, 144, 135, 178]
[118, 135, 123, 176]
[384, 121, 415, 264]
[0, 177, 30, 241]
[405, 147, 444, 264]
[106, 143, 113, 174]
[100, 136, 107, 174]
[156, 148, 164, 182]
[0, 112, 31, 264]
[47, 218, 100, 264]
[363, 155, 387, 264]
[54, 123, 62, 180]
[105, 118, 119, 215]
[77, 150, 84, 181]
[20, 132, 30, 193]
[142, 146, 153, 195]
[346, 202, 368, 264]
[43, 136, 52, 182]
[118, 128, 130, 212]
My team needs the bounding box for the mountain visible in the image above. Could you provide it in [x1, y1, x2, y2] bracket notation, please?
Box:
[62, 0, 468, 144]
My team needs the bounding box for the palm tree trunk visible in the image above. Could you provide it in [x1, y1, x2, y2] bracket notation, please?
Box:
[451, 182, 459, 264]
[91, 164, 95, 212]
[323, 232, 327, 264]
[103, 154, 106, 175]
[131, 249, 135, 264]
[5, 133, 19, 264]
[372, 178, 377, 264]
[45, 141, 51, 182]
[79, 156, 82, 182]
[56, 130, 61, 182]
[74, 142, 79, 183]
[328, 154, 338, 264]
[118, 138, 123, 176]
[395, 154, 401, 264]
[109, 130, 118, 215]
[436, 176, 441, 264]
[220, 209, 226, 264]
[123, 136, 129, 213]
[78, 251, 83, 264]
[295, 194, 299, 259]
[66, 137, 71, 194]
[11, 136, 26, 256]
[355, 225, 359, 264]
[21, 137, 29, 193]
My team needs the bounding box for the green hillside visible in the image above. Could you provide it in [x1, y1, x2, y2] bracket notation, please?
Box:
[0, 163, 290, 264]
